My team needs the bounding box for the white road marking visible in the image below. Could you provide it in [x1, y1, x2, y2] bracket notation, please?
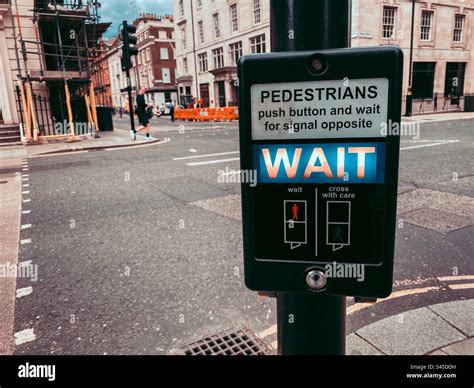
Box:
[22, 199, 31, 203]
[438, 275, 474, 282]
[21, 224, 32, 230]
[400, 140, 459, 151]
[20, 239, 31, 245]
[220, 171, 241, 176]
[22, 178, 29, 181]
[22, 210, 31, 215]
[187, 157, 240, 166]
[22, 191, 30, 195]
[173, 151, 239, 161]
[30, 150, 89, 158]
[23, 184, 29, 188]
[18, 260, 32, 267]
[189, 149, 197, 153]
[16, 287, 33, 298]
[22, 174, 29, 177]
[448, 283, 474, 290]
[14, 328, 36, 345]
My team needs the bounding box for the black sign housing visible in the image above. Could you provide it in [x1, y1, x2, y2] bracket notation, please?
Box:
[238, 47, 403, 297]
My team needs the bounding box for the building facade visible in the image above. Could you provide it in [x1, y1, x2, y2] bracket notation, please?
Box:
[173, 0, 270, 107]
[0, 0, 109, 144]
[352, 0, 474, 114]
[108, 38, 127, 110]
[92, 38, 116, 108]
[108, 14, 178, 110]
[0, 0, 31, 128]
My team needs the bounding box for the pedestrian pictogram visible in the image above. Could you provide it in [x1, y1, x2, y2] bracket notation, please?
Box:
[284, 200, 307, 250]
[326, 201, 351, 251]
[292, 203, 299, 220]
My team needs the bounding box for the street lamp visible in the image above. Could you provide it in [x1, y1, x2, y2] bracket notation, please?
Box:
[405, 0, 416, 117]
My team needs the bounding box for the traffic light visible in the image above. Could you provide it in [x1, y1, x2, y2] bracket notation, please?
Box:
[121, 21, 139, 71]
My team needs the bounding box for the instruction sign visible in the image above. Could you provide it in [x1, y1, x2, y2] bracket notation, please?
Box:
[239, 47, 403, 297]
[251, 78, 388, 140]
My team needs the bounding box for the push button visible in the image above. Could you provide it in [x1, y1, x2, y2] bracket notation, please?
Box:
[306, 270, 327, 290]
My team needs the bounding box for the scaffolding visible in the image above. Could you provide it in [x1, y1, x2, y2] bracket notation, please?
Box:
[12, 0, 110, 143]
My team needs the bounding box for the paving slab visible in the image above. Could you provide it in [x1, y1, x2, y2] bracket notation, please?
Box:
[440, 338, 474, 355]
[402, 208, 472, 233]
[356, 307, 466, 355]
[427, 349, 449, 355]
[397, 189, 474, 218]
[428, 299, 474, 337]
[346, 333, 383, 355]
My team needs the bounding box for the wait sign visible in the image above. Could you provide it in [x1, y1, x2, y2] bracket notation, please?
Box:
[238, 47, 404, 298]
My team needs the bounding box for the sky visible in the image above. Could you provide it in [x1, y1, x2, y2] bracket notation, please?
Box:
[100, 0, 173, 38]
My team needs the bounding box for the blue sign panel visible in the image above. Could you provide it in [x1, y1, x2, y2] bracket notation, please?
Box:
[254, 143, 385, 184]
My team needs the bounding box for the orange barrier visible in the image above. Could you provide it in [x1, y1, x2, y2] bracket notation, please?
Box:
[174, 107, 239, 122]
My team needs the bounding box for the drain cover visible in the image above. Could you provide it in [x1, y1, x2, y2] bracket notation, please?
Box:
[173, 327, 272, 356]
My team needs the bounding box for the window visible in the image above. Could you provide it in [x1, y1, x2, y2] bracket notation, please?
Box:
[162, 68, 171, 83]
[198, 52, 208, 72]
[253, 0, 261, 24]
[453, 14, 465, 43]
[144, 31, 149, 40]
[138, 52, 142, 65]
[179, 0, 184, 18]
[198, 21, 204, 44]
[229, 41, 242, 65]
[148, 66, 153, 87]
[213, 13, 220, 39]
[160, 47, 169, 60]
[180, 25, 186, 49]
[250, 34, 266, 54]
[146, 48, 150, 62]
[197, 0, 202, 9]
[382, 6, 396, 39]
[420, 10, 433, 41]
[183, 57, 188, 73]
[230, 4, 238, 32]
[412, 62, 435, 99]
[212, 47, 224, 69]
[444, 62, 466, 100]
[159, 30, 167, 39]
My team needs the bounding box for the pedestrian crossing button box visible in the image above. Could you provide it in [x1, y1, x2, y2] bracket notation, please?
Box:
[238, 46, 403, 298]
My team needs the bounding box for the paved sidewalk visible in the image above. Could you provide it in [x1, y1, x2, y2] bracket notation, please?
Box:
[402, 111, 474, 123]
[347, 299, 474, 355]
[0, 129, 162, 160]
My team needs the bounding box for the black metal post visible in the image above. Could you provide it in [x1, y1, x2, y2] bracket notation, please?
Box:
[270, 0, 350, 355]
[125, 66, 136, 134]
[122, 21, 136, 134]
[405, 0, 416, 117]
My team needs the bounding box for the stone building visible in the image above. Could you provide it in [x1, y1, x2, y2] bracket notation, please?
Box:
[173, 0, 270, 107]
[352, 0, 474, 114]
[108, 14, 178, 110]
